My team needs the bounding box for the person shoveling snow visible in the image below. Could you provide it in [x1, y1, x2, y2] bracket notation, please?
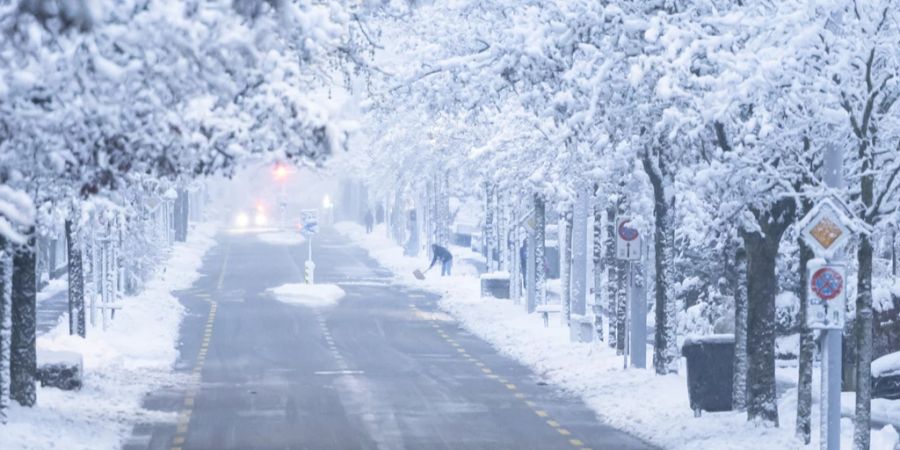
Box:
[414, 244, 453, 279]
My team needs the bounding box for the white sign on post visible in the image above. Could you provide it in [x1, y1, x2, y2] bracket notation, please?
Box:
[616, 217, 641, 261]
[807, 263, 846, 330]
[300, 209, 319, 236]
[799, 198, 852, 258]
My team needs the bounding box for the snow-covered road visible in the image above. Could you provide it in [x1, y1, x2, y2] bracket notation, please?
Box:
[124, 226, 653, 450]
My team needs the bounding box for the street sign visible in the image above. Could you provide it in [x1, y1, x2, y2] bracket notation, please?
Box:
[300, 209, 319, 236]
[807, 263, 846, 330]
[799, 199, 852, 258]
[523, 211, 536, 231]
[145, 197, 162, 213]
[616, 217, 641, 260]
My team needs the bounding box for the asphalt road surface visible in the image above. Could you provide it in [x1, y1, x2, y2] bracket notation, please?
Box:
[125, 227, 654, 450]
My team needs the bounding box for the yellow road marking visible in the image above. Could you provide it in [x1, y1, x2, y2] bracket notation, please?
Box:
[557, 428, 571, 436]
[172, 244, 228, 449]
[547, 420, 560, 428]
[569, 439, 585, 447]
[535, 410, 548, 417]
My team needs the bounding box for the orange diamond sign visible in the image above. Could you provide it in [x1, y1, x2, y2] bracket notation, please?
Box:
[809, 217, 843, 250]
[800, 199, 851, 258]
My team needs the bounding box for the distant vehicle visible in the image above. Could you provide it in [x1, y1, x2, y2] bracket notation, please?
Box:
[233, 201, 270, 229]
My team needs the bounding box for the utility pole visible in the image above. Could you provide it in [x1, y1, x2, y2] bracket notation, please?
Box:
[821, 144, 843, 450]
[571, 185, 590, 342]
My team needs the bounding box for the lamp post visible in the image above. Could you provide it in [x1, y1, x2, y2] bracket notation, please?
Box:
[274, 163, 289, 229]
[322, 194, 333, 226]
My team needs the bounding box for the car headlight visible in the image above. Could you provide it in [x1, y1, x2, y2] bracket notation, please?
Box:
[254, 212, 267, 226]
[235, 212, 249, 228]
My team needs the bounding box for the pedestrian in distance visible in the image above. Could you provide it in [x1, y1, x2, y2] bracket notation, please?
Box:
[428, 244, 453, 276]
[364, 209, 374, 233]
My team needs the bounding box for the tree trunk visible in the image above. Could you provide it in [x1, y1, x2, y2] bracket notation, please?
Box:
[592, 194, 604, 341]
[616, 256, 627, 355]
[643, 153, 678, 375]
[0, 237, 11, 423]
[561, 209, 573, 326]
[854, 232, 874, 450]
[175, 189, 189, 242]
[48, 238, 58, 280]
[534, 194, 547, 307]
[742, 202, 793, 426]
[10, 228, 36, 407]
[605, 205, 618, 347]
[796, 238, 815, 443]
[511, 208, 521, 304]
[65, 220, 86, 337]
[499, 192, 509, 272]
[733, 243, 748, 411]
[485, 183, 495, 271]
[438, 174, 451, 247]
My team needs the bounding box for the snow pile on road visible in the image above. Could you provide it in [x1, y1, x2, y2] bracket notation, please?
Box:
[336, 221, 898, 450]
[1, 222, 218, 450]
[255, 229, 307, 246]
[268, 283, 345, 308]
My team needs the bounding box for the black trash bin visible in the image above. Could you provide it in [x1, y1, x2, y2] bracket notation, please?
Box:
[681, 334, 735, 416]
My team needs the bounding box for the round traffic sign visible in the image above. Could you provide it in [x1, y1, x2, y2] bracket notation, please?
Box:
[618, 220, 639, 242]
[811, 267, 843, 301]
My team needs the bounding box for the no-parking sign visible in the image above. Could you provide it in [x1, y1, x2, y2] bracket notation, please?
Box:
[807, 263, 846, 330]
[616, 217, 641, 261]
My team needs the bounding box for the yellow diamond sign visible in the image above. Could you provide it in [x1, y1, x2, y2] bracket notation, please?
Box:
[809, 217, 843, 250]
[800, 199, 851, 258]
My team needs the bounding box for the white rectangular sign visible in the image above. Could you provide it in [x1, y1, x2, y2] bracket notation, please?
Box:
[300, 209, 319, 236]
[807, 263, 846, 330]
[616, 217, 641, 261]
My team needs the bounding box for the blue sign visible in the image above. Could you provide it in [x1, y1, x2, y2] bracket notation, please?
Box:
[301, 209, 319, 236]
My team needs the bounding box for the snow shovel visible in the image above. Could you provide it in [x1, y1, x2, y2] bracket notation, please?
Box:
[413, 267, 430, 280]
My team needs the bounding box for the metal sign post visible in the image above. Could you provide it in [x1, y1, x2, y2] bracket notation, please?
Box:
[525, 216, 537, 314]
[630, 259, 647, 369]
[301, 209, 319, 284]
[799, 191, 852, 450]
[615, 218, 644, 368]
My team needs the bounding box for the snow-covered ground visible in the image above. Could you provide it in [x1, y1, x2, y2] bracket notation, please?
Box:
[268, 283, 345, 307]
[1, 223, 218, 450]
[335, 221, 900, 450]
[36, 278, 67, 305]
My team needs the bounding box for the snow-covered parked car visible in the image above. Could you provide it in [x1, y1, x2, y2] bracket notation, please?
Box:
[872, 352, 900, 400]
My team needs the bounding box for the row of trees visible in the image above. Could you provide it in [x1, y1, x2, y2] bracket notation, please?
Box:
[0, 0, 371, 423]
[352, 1, 900, 448]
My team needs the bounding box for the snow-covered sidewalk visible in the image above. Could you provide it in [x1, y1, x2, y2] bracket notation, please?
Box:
[335, 222, 900, 450]
[2, 223, 218, 450]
